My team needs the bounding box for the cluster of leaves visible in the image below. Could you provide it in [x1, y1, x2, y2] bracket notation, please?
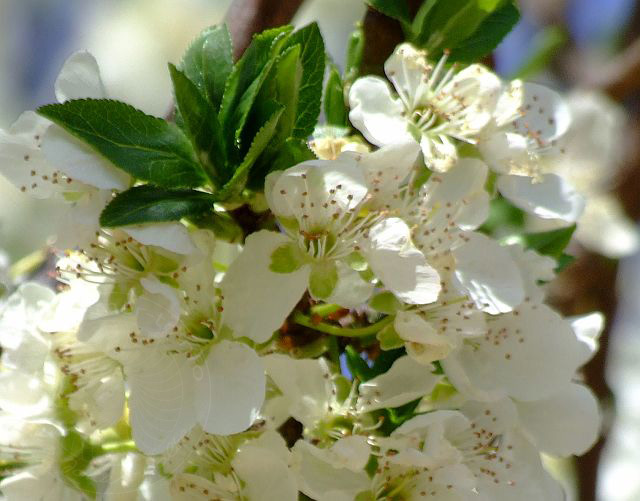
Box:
[367, 0, 520, 62]
[38, 23, 325, 230]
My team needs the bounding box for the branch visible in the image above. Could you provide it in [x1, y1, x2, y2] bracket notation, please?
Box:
[225, 0, 306, 59]
[586, 37, 640, 100]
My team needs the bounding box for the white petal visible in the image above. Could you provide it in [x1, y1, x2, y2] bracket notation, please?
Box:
[575, 195, 640, 258]
[124, 222, 197, 255]
[41, 125, 130, 190]
[358, 355, 441, 412]
[268, 157, 368, 226]
[517, 383, 600, 456]
[497, 173, 585, 222]
[221, 231, 310, 343]
[170, 474, 225, 501]
[136, 277, 181, 339]
[55, 51, 106, 102]
[420, 134, 458, 173]
[195, 340, 265, 435]
[127, 352, 196, 454]
[348, 76, 413, 146]
[366, 218, 441, 304]
[356, 141, 420, 210]
[326, 261, 373, 309]
[452, 232, 525, 314]
[511, 82, 571, 144]
[394, 311, 450, 362]
[445, 303, 584, 401]
[571, 312, 604, 366]
[0, 112, 60, 199]
[233, 442, 298, 501]
[263, 354, 331, 428]
[0, 372, 52, 417]
[1, 470, 82, 501]
[293, 440, 370, 501]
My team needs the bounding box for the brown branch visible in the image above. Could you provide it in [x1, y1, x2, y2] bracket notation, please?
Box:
[225, 0, 306, 60]
[584, 37, 640, 100]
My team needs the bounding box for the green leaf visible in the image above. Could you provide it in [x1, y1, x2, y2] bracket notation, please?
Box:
[448, 2, 520, 62]
[366, 0, 411, 24]
[345, 345, 373, 381]
[269, 137, 317, 173]
[219, 26, 293, 146]
[411, 0, 508, 53]
[169, 64, 229, 186]
[281, 23, 326, 139]
[309, 260, 338, 299]
[270, 242, 307, 273]
[519, 225, 576, 259]
[216, 103, 284, 200]
[181, 24, 233, 110]
[273, 45, 304, 143]
[344, 26, 365, 83]
[38, 99, 205, 188]
[100, 185, 215, 227]
[324, 67, 348, 127]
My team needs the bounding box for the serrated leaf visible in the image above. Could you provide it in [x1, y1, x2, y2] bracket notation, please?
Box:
[100, 185, 215, 227]
[520, 225, 576, 259]
[366, 0, 411, 24]
[38, 99, 205, 188]
[181, 24, 233, 110]
[219, 26, 293, 146]
[281, 23, 326, 139]
[324, 67, 347, 127]
[216, 104, 284, 200]
[169, 64, 229, 186]
[449, 2, 520, 62]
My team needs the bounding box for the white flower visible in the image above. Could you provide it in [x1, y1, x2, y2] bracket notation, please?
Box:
[0, 51, 130, 249]
[357, 355, 441, 412]
[168, 431, 297, 501]
[442, 302, 586, 401]
[222, 155, 440, 343]
[542, 90, 639, 257]
[478, 79, 585, 222]
[0, 418, 83, 501]
[349, 43, 501, 172]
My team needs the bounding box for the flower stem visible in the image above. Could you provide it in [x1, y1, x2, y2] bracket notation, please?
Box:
[292, 311, 394, 338]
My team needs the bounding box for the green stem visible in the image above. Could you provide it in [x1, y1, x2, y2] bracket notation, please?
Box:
[96, 440, 138, 456]
[292, 312, 394, 338]
[310, 303, 343, 317]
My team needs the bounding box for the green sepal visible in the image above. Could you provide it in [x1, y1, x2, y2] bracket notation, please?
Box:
[270, 242, 308, 273]
[369, 291, 402, 314]
[309, 260, 339, 299]
[324, 67, 348, 127]
[377, 322, 404, 350]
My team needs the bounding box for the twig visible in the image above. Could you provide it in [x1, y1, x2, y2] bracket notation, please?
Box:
[225, 0, 306, 59]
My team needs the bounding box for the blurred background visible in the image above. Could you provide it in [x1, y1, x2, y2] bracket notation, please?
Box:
[0, 0, 638, 499]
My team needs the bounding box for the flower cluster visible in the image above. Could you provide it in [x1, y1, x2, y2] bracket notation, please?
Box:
[0, 33, 603, 501]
